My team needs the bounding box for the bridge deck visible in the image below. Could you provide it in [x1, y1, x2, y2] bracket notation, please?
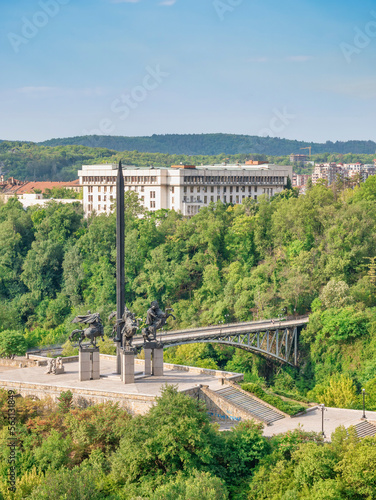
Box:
[133, 316, 309, 347]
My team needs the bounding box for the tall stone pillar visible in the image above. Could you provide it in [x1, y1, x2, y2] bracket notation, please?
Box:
[92, 348, 100, 380]
[144, 348, 152, 376]
[152, 348, 164, 376]
[79, 346, 100, 381]
[115, 342, 121, 374]
[121, 349, 135, 384]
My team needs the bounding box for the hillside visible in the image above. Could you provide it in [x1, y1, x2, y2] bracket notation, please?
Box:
[39, 133, 376, 156]
[2, 140, 376, 182]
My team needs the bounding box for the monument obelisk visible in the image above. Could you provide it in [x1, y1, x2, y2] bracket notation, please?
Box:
[115, 160, 125, 373]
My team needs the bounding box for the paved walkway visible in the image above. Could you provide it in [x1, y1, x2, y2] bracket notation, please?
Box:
[262, 406, 376, 440]
[0, 358, 225, 397]
[1, 360, 374, 440]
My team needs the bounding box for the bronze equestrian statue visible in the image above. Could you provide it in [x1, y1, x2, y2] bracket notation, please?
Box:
[69, 312, 104, 347]
[142, 301, 176, 342]
[109, 306, 140, 349]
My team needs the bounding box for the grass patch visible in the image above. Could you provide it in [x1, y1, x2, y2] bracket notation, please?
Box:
[240, 383, 306, 416]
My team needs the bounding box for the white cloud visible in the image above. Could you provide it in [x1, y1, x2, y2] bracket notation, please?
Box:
[321, 78, 376, 99]
[159, 0, 176, 5]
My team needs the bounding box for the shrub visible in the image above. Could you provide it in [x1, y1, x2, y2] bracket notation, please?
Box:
[241, 383, 306, 415]
[0, 330, 27, 358]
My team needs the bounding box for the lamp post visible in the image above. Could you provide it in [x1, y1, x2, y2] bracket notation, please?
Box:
[362, 388, 367, 420]
[320, 404, 325, 437]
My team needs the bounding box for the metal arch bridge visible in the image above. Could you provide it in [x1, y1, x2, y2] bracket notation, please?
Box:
[132, 316, 309, 366]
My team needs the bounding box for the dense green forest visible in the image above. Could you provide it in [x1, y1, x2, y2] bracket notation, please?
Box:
[2, 385, 374, 499]
[2, 175, 376, 499]
[1, 177, 376, 408]
[1, 140, 375, 182]
[38, 133, 376, 156]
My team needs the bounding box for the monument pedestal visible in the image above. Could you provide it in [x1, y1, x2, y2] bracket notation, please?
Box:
[115, 342, 121, 374]
[152, 348, 164, 376]
[144, 348, 152, 376]
[121, 349, 135, 384]
[143, 342, 164, 377]
[79, 346, 100, 381]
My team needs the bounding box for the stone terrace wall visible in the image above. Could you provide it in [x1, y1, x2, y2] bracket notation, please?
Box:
[0, 380, 154, 415]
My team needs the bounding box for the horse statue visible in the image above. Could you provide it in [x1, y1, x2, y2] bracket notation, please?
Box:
[142, 301, 176, 342]
[108, 306, 140, 349]
[69, 312, 104, 347]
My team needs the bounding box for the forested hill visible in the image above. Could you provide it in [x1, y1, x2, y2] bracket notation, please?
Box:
[38, 133, 376, 156]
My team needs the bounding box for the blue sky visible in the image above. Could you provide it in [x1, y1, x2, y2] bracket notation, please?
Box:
[1, 0, 376, 143]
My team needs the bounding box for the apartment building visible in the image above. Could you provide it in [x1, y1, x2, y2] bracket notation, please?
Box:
[78, 163, 293, 217]
[292, 173, 311, 187]
[312, 164, 343, 185]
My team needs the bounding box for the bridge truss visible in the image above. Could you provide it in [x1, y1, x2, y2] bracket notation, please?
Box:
[134, 324, 301, 366]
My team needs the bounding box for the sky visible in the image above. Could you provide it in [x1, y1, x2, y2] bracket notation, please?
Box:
[1, 0, 376, 143]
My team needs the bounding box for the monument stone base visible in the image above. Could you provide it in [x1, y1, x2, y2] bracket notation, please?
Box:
[79, 346, 100, 381]
[152, 348, 164, 376]
[121, 349, 135, 384]
[143, 342, 164, 377]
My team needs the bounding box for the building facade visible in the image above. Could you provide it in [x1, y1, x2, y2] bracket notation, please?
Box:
[78, 163, 292, 217]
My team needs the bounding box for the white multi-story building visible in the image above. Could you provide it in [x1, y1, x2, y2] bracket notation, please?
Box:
[78, 163, 293, 217]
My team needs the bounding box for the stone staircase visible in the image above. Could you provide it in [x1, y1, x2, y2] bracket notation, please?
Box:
[354, 420, 376, 438]
[215, 385, 286, 425]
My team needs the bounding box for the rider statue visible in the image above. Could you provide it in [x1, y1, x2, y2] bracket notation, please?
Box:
[69, 311, 104, 347]
[142, 301, 176, 342]
[108, 306, 139, 350]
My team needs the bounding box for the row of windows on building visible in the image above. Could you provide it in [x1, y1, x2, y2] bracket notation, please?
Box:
[87, 185, 114, 193]
[88, 194, 114, 203]
[81, 175, 285, 185]
[183, 175, 285, 184]
[87, 190, 156, 201]
[82, 176, 158, 184]
[87, 200, 157, 213]
[183, 185, 258, 194]
[184, 194, 258, 205]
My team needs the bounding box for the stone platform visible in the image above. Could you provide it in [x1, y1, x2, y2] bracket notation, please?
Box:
[0, 355, 242, 416]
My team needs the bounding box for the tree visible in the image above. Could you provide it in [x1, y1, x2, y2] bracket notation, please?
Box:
[151, 470, 229, 500]
[308, 375, 357, 408]
[29, 467, 103, 500]
[57, 390, 73, 414]
[337, 437, 376, 498]
[21, 239, 64, 298]
[0, 330, 27, 358]
[110, 385, 217, 487]
[319, 280, 352, 309]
